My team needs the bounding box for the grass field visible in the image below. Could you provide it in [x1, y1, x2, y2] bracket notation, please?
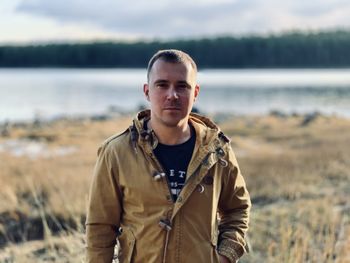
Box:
[0, 113, 349, 262]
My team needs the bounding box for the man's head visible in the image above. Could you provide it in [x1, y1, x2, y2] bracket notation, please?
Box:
[144, 49, 200, 128]
[146, 49, 198, 83]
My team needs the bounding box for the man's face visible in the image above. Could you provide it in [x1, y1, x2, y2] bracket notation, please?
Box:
[143, 59, 200, 128]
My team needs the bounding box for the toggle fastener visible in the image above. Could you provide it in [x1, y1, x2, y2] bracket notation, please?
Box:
[140, 130, 151, 141]
[197, 184, 205, 193]
[159, 219, 172, 231]
[216, 147, 226, 157]
[115, 226, 123, 236]
[218, 158, 228, 167]
[153, 172, 166, 181]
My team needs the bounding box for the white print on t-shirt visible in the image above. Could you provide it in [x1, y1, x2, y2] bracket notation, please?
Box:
[169, 169, 186, 178]
[170, 182, 185, 187]
[171, 189, 182, 196]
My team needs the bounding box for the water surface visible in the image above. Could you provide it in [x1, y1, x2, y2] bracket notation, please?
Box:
[1, 68, 350, 122]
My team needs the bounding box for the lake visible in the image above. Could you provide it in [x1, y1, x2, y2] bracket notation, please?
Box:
[1, 68, 350, 123]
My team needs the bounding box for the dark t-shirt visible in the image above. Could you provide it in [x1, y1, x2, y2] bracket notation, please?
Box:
[153, 126, 196, 201]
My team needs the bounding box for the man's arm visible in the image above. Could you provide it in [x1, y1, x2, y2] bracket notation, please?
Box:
[86, 144, 122, 263]
[86, 224, 118, 262]
[217, 146, 251, 263]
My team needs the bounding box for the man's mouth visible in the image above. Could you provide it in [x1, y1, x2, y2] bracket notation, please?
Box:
[163, 106, 181, 110]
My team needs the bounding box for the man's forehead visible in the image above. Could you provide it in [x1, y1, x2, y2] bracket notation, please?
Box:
[151, 60, 195, 76]
[153, 59, 191, 69]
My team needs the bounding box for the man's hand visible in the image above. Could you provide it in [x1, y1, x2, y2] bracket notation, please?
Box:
[219, 254, 230, 263]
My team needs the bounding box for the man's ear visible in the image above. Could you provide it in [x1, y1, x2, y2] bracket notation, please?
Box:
[194, 84, 200, 101]
[143, 84, 150, 101]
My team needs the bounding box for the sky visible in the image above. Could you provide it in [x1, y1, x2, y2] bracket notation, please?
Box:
[1, 0, 350, 44]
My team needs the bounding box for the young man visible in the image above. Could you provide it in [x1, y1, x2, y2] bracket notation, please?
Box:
[86, 50, 251, 263]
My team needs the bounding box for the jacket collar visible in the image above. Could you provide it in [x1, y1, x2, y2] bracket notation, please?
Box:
[132, 109, 222, 149]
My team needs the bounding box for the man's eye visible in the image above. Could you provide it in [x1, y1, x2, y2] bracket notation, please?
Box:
[177, 85, 189, 91]
[157, 83, 168, 88]
[177, 82, 188, 88]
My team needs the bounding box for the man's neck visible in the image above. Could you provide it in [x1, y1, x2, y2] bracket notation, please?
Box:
[148, 119, 192, 145]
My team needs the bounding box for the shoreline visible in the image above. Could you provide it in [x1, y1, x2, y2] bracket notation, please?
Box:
[1, 108, 349, 129]
[0, 110, 344, 160]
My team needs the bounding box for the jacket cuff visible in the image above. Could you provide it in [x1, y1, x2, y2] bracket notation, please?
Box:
[85, 246, 115, 263]
[218, 239, 244, 263]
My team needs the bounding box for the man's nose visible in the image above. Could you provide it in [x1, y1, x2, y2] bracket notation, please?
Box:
[166, 87, 179, 100]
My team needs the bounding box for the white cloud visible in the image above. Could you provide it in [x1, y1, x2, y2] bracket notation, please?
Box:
[1, 0, 350, 43]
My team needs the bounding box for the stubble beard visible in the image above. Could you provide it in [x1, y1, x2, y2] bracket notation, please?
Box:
[154, 108, 190, 128]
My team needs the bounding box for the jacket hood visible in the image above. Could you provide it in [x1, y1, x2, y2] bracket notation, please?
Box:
[131, 109, 229, 149]
[134, 109, 219, 129]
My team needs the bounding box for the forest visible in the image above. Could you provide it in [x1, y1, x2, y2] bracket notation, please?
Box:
[0, 30, 349, 68]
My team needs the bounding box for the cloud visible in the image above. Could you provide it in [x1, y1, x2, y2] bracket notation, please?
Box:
[15, 0, 350, 39]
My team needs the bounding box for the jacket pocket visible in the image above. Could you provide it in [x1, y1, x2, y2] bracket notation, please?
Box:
[118, 227, 136, 263]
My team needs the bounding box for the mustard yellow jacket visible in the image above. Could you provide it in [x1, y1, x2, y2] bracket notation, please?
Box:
[86, 110, 251, 263]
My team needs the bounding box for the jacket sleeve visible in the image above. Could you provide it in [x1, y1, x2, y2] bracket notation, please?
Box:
[85, 143, 123, 263]
[217, 146, 251, 263]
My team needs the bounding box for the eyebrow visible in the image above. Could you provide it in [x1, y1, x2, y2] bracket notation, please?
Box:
[177, 81, 190, 85]
[154, 79, 190, 86]
[154, 79, 169, 84]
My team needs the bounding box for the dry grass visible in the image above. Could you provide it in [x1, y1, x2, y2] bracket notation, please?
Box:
[0, 113, 349, 262]
[220, 114, 350, 263]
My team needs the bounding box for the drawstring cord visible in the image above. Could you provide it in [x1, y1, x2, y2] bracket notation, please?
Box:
[162, 230, 171, 263]
[129, 121, 138, 154]
[159, 219, 172, 263]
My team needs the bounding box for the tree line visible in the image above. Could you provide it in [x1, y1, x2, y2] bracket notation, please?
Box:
[0, 30, 349, 68]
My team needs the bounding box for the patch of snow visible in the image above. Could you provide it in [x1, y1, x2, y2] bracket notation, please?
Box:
[0, 139, 77, 159]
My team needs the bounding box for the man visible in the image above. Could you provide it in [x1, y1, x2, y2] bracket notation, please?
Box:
[86, 49, 251, 263]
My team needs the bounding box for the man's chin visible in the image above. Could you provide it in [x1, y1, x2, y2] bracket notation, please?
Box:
[161, 116, 186, 127]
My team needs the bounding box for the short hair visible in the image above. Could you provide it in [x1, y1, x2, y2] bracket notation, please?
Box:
[147, 49, 198, 82]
